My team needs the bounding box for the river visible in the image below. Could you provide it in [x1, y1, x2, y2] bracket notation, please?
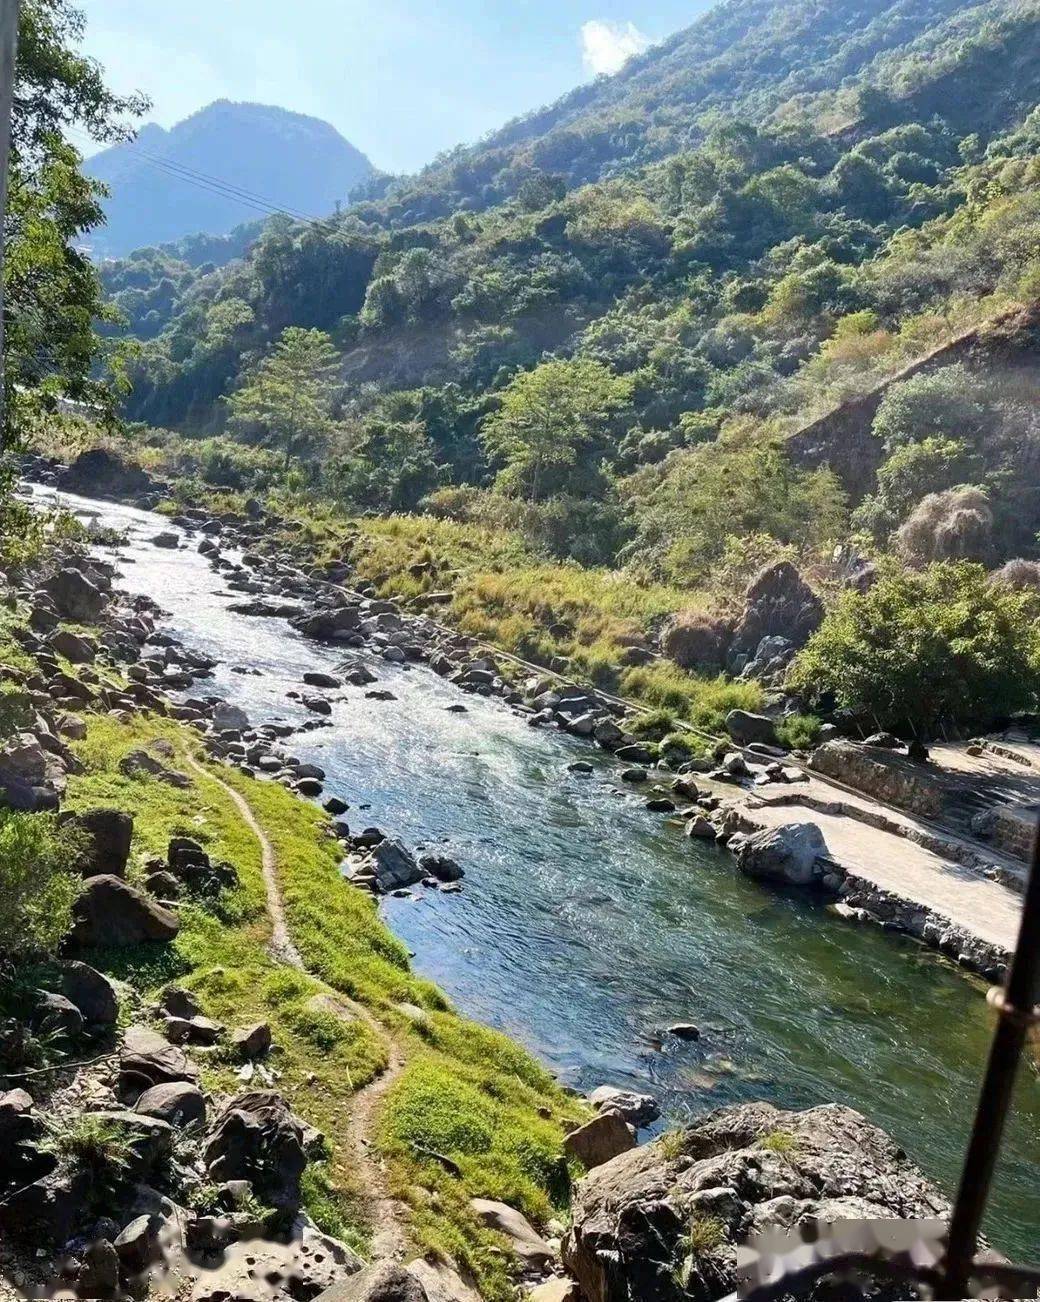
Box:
[30, 484, 1040, 1261]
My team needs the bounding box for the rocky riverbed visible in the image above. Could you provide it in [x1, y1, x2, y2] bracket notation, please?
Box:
[9, 456, 1040, 1269]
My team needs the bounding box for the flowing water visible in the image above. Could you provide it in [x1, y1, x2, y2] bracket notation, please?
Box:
[30, 484, 1040, 1260]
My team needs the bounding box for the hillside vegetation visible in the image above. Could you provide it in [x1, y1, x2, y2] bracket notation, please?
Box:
[66, 0, 1040, 737]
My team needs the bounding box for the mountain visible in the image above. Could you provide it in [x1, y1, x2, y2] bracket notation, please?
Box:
[84, 100, 375, 258]
[101, 0, 1040, 590]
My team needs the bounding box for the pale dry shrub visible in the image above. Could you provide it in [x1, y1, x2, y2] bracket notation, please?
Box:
[895, 485, 993, 565]
[661, 611, 732, 670]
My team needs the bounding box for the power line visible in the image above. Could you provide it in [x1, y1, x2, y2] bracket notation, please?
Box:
[66, 124, 322, 225]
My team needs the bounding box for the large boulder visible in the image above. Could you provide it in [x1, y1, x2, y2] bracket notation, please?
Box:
[733, 823, 828, 888]
[564, 1112, 636, 1170]
[314, 1262, 428, 1301]
[725, 710, 778, 748]
[71, 875, 180, 947]
[204, 1091, 309, 1213]
[41, 567, 107, 622]
[728, 562, 822, 676]
[119, 1025, 199, 1099]
[57, 960, 119, 1024]
[212, 701, 250, 732]
[58, 447, 154, 499]
[563, 1101, 948, 1302]
[368, 838, 423, 892]
[59, 807, 134, 877]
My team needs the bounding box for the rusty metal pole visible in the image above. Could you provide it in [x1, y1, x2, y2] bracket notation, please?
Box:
[940, 818, 1040, 1298]
[0, 0, 20, 448]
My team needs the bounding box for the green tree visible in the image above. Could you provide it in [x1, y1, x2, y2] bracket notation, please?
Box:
[871, 363, 994, 453]
[5, 0, 147, 443]
[227, 327, 340, 468]
[0, 810, 81, 960]
[789, 561, 1040, 736]
[482, 358, 634, 501]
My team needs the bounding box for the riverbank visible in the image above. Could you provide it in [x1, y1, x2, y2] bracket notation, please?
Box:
[10, 469, 1040, 1269]
[22, 456, 1026, 986]
[0, 525, 587, 1302]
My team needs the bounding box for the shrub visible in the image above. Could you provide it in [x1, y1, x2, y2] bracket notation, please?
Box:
[990, 558, 1040, 590]
[42, 1114, 136, 1200]
[895, 485, 994, 565]
[661, 612, 732, 670]
[0, 811, 82, 960]
[789, 561, 1040, 735]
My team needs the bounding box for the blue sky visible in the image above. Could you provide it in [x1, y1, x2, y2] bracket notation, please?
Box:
[80, 1, 706, 173]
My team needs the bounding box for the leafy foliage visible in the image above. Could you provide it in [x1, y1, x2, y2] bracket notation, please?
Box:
[0, 809, 81, 960]
[227, 327, 341, 467]
[789, 562, 1040, 734]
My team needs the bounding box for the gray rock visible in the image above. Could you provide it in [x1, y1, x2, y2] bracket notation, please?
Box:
[368, 838, 423, 891]
[735, 822, 828, 888]
[114, 1214, 159, 1271]
[230, 1021, 272, 1058]
[314, 1262, 428, 1301]
[213, 701, 250, 732]
[589, 1086, 660, 1128]
[204, 1090, 308, 1213]
[304, 671, 342, 688]
[41, 567, 107, 621]
[134, 1081, 207, 1127]
[418, 854, 464, 883]
[470, 1198, 554, 1269]
[725, 710, 778, 747]
[31, 989, 83, 1039]
[563, 1101, 949, 1302]
[563, 1112, 636, 1170]
[72, 875, 180, 947]
[151, 531, 180, 549]
[77, 1237, 120, 1297]
[48, 628, 97, 663]
[119, 1025, 199, 1099]
[59, 807, 134, 877]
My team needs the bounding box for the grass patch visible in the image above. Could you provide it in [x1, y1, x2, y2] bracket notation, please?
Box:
[67, 713, 580, 1298]
[759, 1128, 800, 1159]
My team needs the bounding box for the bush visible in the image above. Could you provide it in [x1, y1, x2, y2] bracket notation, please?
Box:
[661, 611, 732, 670]
[789, 561, 1040, 735]
[895, 485, 994, 565]
[0, 811, 82, 960]
[990, 558, 1040, 590]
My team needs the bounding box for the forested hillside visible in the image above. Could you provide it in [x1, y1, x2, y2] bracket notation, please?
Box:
[84, 101, 374, 257]
[92, 0, 1040, 738]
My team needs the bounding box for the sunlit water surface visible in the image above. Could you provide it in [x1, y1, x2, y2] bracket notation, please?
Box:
[31, 484, 1040, 1260]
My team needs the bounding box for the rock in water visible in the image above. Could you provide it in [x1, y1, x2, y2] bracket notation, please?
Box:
[589, 1086, 660, 1127]
[734, 822, 827, 887]
[563, 1101, 949, 1302]
[368, 838, 423, 891]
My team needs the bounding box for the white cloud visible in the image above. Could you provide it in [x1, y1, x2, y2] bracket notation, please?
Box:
[580, 19, 651, 76]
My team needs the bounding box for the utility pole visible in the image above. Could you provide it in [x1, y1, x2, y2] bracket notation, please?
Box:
[0, 0, 19, 450]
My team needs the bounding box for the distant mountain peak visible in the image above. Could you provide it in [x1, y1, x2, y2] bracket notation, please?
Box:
[84, 100, 374, 258]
